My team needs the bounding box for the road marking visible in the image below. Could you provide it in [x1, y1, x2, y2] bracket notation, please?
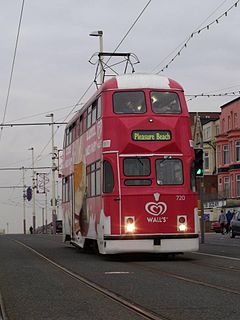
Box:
[192, 251, 240, 261]
[104, 271, 132, 274]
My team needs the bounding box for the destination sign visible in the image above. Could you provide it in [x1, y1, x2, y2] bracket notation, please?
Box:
[132, 130, 171, 141]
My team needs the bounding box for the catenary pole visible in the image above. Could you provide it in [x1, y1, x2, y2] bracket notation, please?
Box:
[22, 167, 26, 234]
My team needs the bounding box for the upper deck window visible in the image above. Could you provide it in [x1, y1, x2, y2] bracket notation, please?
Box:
[113, 91, 146, 114]
[156, 159, 183, 185]
[151, 92, 181, 114]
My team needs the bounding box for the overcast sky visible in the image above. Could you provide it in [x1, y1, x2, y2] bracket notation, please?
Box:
[0, 0, 240, 233]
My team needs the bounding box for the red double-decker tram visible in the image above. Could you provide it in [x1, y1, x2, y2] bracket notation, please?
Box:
[62, 73, 199, 254]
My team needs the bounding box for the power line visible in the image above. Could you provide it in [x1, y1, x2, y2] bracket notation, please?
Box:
[153, 0, 239, 74]
[108, 0, 152, 59]
[186, 90, 240, 101]
[0, 122, 67, 127]
[0, 166, 52, 171]
[8, 103, 83, 123]
[0, 0, 25, 142]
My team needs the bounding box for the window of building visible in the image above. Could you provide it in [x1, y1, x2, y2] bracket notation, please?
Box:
[234, 113, 238, 129]
[236, 174, 240, 197]
[113, 91, 146, 114]
[223, 176, 230, 198]
[204, 151, 209, 170]
[218, 177, 222, 193]
[222, 119, 225, 134]
[223, 145, 229, 165]
[228, 115, 231, 130]
[230, 174, 234, 198]
[204, 127, 211, 140]
[236, 141, 240, 162]
[217, 145, 221, 167]
[86, 160, 101, 197]
[156, 159, 183, 185]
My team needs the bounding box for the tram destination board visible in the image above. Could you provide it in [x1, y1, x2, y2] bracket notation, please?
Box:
[132, 130, 171, 141]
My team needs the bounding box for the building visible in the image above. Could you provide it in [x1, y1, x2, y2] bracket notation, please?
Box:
[216, 97, 240, 211]
[190, 112, 220, 224]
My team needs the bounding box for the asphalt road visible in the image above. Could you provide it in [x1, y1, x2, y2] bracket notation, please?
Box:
[0, 232, 240, 320]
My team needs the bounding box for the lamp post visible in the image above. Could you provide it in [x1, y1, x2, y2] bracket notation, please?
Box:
[89, 30, 104, 84]
[22, 166, 26, 234]
[28, 147, 36, 233]
[46, 113, 57, 234]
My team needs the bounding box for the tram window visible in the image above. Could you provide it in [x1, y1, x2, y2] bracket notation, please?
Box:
[82, 111, 87, 133]
[79, 114, 83, 135]
[151, 92, 181, 114]
[62, 176, 70, 202]
[87, 161, 101, 197]
[124, 158, 150, 176]
[156, 159, 183, 185]
[113, 91, 146, 114]
[103, 160, 114, 193]
[92, 105, 97, 124]
[97, 97, 102, 119]
[125, 179, 152, 186]
[87, 106, 92, 129]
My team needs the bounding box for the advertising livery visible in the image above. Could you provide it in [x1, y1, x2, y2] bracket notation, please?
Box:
[62, 73, 199, 254]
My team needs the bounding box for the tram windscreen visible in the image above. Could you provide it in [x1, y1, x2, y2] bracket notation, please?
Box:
[156, 159, 183, 185]
[150, 92, 181, 114]
[123, 157, 151, 186]
[113, 91, 146, 114]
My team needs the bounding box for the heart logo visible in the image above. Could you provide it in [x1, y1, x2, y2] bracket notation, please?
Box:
[145, 202, 167, 216]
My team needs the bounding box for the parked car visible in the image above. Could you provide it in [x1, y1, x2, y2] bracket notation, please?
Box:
[229, 212, 240, 238]
[211, 221, 222, 233]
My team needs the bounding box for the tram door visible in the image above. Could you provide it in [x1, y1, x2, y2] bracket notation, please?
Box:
[103, 153, 121, 235]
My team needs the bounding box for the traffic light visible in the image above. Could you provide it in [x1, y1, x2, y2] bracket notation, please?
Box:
[26, 186, 32, 201]
[194, 148, 204, 176]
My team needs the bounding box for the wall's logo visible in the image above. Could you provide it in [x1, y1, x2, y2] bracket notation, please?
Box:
[145, 193, 167, 216]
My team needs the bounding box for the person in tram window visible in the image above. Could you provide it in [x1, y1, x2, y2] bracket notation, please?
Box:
[218, 210, 227, 234]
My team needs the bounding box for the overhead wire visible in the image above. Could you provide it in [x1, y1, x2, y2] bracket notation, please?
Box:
[152, 0, 239, 74]
[19, 0, 152, 163]
[0, 0, 25, 142]
[106, 0, 152, 64]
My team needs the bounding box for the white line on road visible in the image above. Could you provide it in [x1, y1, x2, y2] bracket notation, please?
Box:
[192, 251, 240, 261]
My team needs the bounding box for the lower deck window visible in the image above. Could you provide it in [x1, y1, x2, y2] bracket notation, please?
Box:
[156, 159, 183, 185]
[87, 160, 100, 197]
[124, 179, 152, 186]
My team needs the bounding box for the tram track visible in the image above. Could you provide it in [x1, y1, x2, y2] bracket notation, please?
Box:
[186, 258, 240, 274]
[130, 261, 240, 296]
[14, 240, 170, 320]
[11, 239, 240, 320]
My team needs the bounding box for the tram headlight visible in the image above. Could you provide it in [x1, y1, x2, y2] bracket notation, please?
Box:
[125, 216, 135, 233]
[177, 215, 187, 232]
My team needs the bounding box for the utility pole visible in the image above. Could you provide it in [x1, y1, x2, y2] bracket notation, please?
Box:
[197, 114, 205, 244]
[29, 147, 36, 233]
[22, 167, 26, 234]
[42, 207, 44, 232]
[45, 192, 48, 233]
[46, 113, 57, 234]
[89, 30, 104, 84]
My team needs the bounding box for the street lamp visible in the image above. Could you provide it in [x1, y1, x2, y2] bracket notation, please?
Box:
[46, 113, 57, 234]
[89, 30, 104, 84]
